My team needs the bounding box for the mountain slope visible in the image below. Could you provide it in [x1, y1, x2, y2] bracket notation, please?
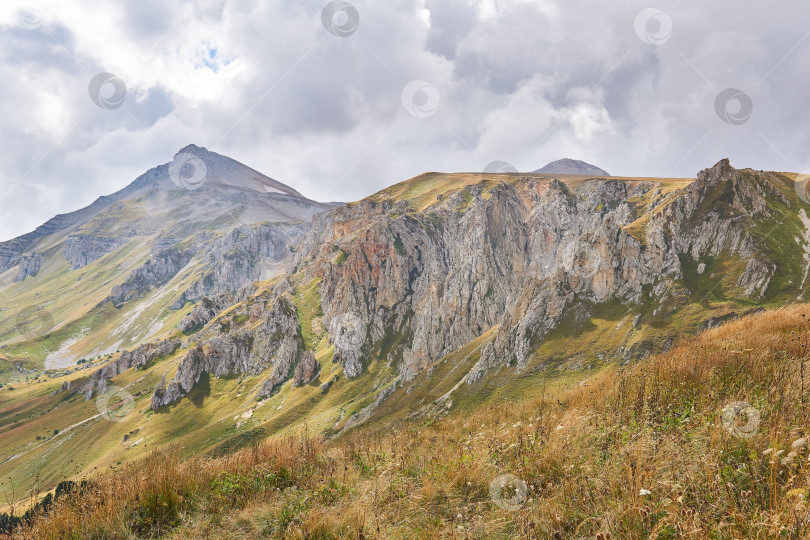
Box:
[534, 158, 610, 176]
[17, 303, 810, 538]
[0, 145, 334, 377]
[2, 157, 810, 522]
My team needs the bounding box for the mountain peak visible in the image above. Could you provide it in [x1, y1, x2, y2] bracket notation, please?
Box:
[166, 145, 303, 197]
[534, 158, 610, 176]
[175, 143, 207, 156]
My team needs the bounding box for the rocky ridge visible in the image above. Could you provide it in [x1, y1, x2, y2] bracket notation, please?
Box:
[145, 160, 794, 414]
[179, 223, 307, 304]
[77, 338, 181, 400]
[151, 294, 305, 409]
[110, 247, 195, 307]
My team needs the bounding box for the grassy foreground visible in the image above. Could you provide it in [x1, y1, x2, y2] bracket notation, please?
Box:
[9, 304, 810, 539]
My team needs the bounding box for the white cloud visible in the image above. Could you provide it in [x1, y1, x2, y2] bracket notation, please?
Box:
[0, 0, 808, 240]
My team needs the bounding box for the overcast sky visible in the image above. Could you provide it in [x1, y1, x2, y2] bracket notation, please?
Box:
[0, 0, 808, 241]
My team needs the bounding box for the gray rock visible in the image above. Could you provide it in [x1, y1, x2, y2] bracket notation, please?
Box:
[77, 339, 180, 400]
[180, 223, 307, 303]
[63, 235, 126, 270]
[179, 290, 240, 333]
[321, 376, 339, 394]
[292, 351, 318, 387]
[286, 159, 782, 384]
[0, 244, 22, 273]
[151, 236, 178, 254]
[154, 295, 303, 406]
[109, 247, 194, 306]
[14, 253, 41, 282]
[151, 375, 182, 409]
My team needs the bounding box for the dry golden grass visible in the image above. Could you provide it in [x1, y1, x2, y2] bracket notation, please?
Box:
[11, 304, 810, 538]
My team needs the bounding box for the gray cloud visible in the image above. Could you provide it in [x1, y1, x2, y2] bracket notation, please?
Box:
[0, 0, 808, 241]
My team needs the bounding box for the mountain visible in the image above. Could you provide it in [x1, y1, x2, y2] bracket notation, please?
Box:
[3, 156, 810, 530]
[0, 145, 335, 374]
[534, 157, 610, 176]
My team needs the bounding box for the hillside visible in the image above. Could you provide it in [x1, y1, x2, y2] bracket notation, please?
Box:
[3, 156, 810, 536]
[11, 303, 810, 538]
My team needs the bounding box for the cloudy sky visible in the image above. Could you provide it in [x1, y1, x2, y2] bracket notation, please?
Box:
[0, 0, 808, 241]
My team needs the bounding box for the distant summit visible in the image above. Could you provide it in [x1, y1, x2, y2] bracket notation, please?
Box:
[169, 144, 303, 196]
[534, 158, 610, 176]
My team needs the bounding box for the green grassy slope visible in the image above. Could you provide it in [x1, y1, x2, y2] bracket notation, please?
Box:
[3, 166, 810, 513]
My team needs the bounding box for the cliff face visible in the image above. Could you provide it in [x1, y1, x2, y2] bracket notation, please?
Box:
[178, 291, 241, 332]
[63, 235, 127, 270]
[475, 160, 781, 377]
[0, 244, 22, 274]
[110, 247, 195, 307]
[290, 159, 782, 382]
[180, 223, 308, 303]
[642, 159, 782, 296]
[14, 253, 41, 282]
[298, 179, 626, 380]
[106, 223, 307, 310]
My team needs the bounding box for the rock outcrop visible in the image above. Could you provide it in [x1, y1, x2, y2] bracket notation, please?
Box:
[151, 375, 182, 410]
[642, 159, 780, 296]
[292, 351, 318, 387]
[63, 235, 126, 270]
[14, 253, 41, 282]
[78, 339, 180, 400]
[152, 296, 303, 408]
[151, 237, 178, 254]
[178, 290, 242, 332]
[109, 222, 308, 312]
[180, 223, 307, 303]
[478, 160, 783, 374]
[109, 247, 194, 306]
[0, 244, 22, 274]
